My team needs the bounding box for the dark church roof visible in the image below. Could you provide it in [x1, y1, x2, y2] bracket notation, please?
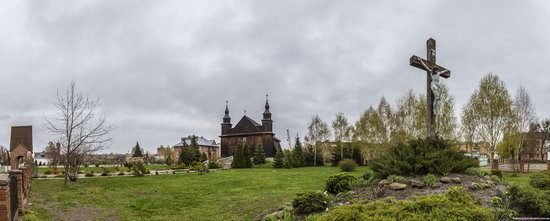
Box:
[231, 116, 265, 134]
[10, 126, 33, 151]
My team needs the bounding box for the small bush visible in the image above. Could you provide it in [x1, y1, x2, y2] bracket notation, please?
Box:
[423, 173, 437, 187]
[95, 163, 100, 167]
[465, 167, 483, 177]
[85, 173, 94, 177]
[387, 175, 407, 184]
[530, 171, 550, 190]
[292, 191, 329, 214]
[101, 172, 109, 176]
[131, 160, 146, 177]
[339, 159, 357, 172]
[208, 161, 221, 169]
[491, 169, 503, 179]
[118, 172, 125, 176]
[509, 185, 550, 217]
[490, 175, 501, 184]
[44, 170, 52, 175]
[325, 173, 357, 194]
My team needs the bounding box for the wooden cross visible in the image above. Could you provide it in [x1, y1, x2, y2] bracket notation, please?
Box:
[410, 38, 451, 139]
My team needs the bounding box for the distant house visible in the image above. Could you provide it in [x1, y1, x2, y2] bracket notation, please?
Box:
[33, 152, 52, 166]
[519, 131, 550, 162]
[172, 136, 220, 162]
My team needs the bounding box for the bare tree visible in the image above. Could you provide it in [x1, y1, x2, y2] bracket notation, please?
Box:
[0, 146, 10, 166]
[332, 112, 350, 161]
[44, 141, 61, 168]
[511, 86, 536, 172]
[45, 80, 114, 185]
[305, 115, 330, 166]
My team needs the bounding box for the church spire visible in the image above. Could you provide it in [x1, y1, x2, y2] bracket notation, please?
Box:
[263, 94, 271, 119]
[224, 100, 230, 119]
[262, 94, 273, 132]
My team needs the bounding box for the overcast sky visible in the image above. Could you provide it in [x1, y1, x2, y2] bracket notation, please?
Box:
[1, 0, 549, 154]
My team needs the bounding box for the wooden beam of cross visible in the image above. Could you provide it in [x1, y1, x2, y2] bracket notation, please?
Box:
[409, 38, 451, 139]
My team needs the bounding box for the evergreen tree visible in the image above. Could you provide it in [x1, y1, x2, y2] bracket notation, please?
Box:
[273, 150, 285, 168]
[283, 149, 293, 168]
[179, 147, 196, 165]
[304, 144, 324, 166]
[253, 144, 266, 164]
[165, 155, 173, 166]
[132, 142, 144, 157]
[291, 136, 305, 167]
[190, 135, 201, 162]
[232, 142, 252, 168]
[200, 152, 208, 162]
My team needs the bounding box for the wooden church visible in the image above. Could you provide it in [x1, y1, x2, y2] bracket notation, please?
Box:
[220, 96, 281, 158]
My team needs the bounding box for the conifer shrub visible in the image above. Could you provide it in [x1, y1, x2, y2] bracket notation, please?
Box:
[509, 185, 550, 217]
[325, 173, 357, 194]
[529, 171, 550, 190]
[318, 186, 494, 221]
[253, 144, 267, 165]
[85, 173, 94, 177]
[339, 159, 357, 172]
[291, 137, 305, 167]
[231, 142, 252, 168]
[372, 138, 477, 178]
[131, 160, 146, 177]
[465, 167, 484, 177]
[292, 192, 329, 215]
[273, 150, 285, 168]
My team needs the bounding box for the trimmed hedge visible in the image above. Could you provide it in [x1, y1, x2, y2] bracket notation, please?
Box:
[318, 186, 494, 221]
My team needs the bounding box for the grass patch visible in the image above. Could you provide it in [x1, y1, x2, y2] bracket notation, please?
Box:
[503, 172, 533, 186]
[27, 166, 371, 220]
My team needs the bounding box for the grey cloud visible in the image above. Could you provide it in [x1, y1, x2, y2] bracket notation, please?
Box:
[0, 0, 549, 153]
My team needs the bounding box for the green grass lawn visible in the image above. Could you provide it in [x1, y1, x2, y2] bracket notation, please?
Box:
[26, 166, 371, 221]
[35, 164, 173, 175]
[503, 172, 533, 186]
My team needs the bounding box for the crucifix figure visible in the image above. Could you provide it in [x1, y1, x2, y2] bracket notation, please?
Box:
[410, 38, 451, 138]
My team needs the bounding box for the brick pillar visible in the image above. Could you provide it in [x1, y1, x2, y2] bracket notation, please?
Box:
[0, 175, 11, 221]
[21, 166, 31, 197]
[8, 170, 23, 212]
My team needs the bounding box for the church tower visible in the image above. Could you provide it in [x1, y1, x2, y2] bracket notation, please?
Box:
[221, 100, 232, 135]
[262, 94, 272, 132]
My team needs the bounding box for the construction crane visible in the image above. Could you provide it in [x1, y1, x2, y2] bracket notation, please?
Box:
[286, 129, 292, 149]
